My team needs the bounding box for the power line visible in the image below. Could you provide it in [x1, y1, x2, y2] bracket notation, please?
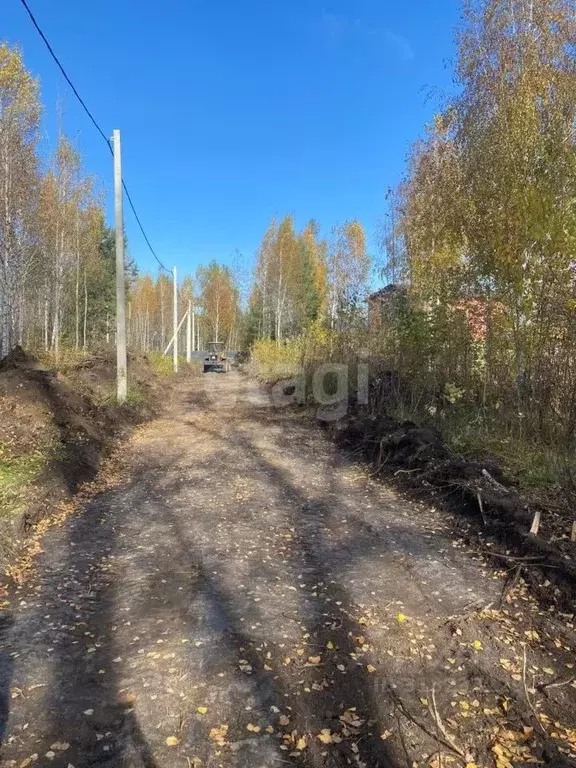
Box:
[17, 0, 111, 152]
[122, 182, 169, 272]
[16, 0, 171, 274]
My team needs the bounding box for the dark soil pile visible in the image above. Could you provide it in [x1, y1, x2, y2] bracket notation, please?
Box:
[329, 408, 576, 608]
[0, 347, 161, 569]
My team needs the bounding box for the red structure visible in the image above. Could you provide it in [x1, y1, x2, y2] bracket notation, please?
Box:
[368, 285, 504, 343]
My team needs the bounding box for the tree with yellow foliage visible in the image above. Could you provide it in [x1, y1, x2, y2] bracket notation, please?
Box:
[196, 261, 239, 346]
[0, 44, 40, 355]
[327, 220, 370, 332]
[390, 0, 576, 444]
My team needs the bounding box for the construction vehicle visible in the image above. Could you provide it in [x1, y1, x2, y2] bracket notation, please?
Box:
[203, 341, 229, 373]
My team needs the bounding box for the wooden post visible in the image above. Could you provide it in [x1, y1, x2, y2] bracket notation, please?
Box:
[163, 309, 188, 356]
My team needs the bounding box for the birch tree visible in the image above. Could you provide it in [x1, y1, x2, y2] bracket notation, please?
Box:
[327, 220, 370, 331]
[197, 262, 239, 345]
[0, 45, 40, 356]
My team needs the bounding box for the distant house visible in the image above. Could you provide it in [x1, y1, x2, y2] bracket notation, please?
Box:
[454, 297, 488, 342]
[367, 284, 408, 330]
[368, 286, 504, 341]
[454, 296, 506, 343]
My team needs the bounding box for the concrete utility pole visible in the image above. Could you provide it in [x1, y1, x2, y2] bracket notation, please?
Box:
[112, 130, 127, 403]
[192, 308, 196, 352]
[173, 267, 178, 373]
[186, 299, 192, 363]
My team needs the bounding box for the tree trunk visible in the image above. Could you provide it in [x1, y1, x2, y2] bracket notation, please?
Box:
[215, 296, 220, 342]
[160, 281, 166, 348]
[74, 213, 80, 349]
[44, 295, 49, 350]
[83, 268, 88, 350]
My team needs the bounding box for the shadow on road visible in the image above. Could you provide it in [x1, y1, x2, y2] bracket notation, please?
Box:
[0, 377, 556, 767]
[0, 484, 159, 767]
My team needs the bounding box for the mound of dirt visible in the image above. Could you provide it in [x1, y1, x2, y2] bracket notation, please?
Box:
[0, 345, 33, 371]
[0, 347, 162, 571]
[331, 409, 576, 609]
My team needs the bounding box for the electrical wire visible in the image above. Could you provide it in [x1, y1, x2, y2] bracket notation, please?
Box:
[122, 182, 170, 272]
[17, 0, 171, 273]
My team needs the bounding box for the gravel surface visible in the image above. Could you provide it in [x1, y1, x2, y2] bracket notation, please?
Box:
[0, 371, 574, 768]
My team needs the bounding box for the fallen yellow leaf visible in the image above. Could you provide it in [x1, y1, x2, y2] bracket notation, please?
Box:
[166, 736, 179, 746]
[118, 692, 137, 705]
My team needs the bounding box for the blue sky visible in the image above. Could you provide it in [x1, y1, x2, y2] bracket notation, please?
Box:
[4, 0, 460, 281]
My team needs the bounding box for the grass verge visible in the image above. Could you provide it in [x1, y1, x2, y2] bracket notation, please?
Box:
[0, 450, 46, 521]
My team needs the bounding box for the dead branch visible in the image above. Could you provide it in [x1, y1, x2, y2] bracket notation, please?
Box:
[481, 550, 541, 563]
[391, 688, 466, 761]
[476, 491, 487, 526]
[529, 509, 541, 536]
[482, 468, 509, 494]
[429, 685, 466, 759]
[499, 565, 523, 608]
[522, 645, 547, 734]
[537, 676, 575, 693]
[395, 711, 413, 768]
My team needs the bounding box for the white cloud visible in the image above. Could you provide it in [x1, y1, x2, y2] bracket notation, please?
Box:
[384, 29, 415, 61]
[319, 10, 347, 43]
[318, 11, 416, 62]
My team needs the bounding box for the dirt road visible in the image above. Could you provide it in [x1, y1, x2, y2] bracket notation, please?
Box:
[0, 372, 574, 768]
